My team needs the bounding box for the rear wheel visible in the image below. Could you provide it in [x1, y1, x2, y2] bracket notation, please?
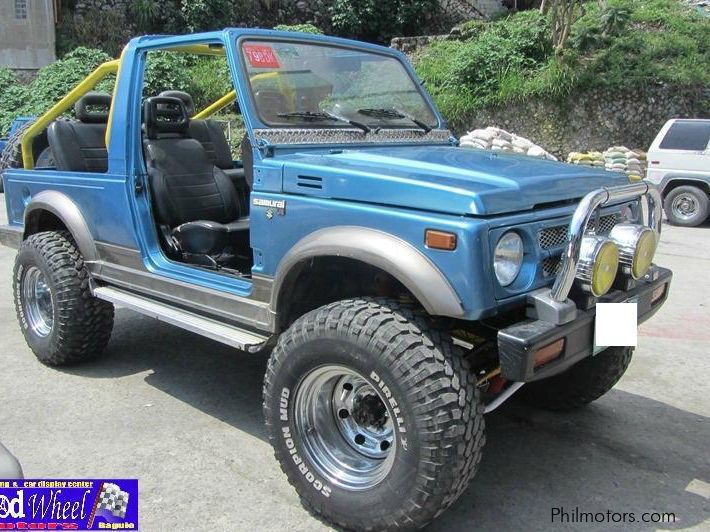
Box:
[263, 298, 485, 531]
[663, 185, 709, 227]
[520, 346, 633, 410]
[13, 230, 114, 365]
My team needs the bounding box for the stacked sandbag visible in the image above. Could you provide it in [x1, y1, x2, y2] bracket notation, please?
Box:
[459, 127, 557, 160]
[566, 151, 605, 168]
[603, 146, 647, 181]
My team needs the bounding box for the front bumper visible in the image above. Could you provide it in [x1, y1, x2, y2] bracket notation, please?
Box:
[498, 265, 672, 382]
[0, 224, 22, 249]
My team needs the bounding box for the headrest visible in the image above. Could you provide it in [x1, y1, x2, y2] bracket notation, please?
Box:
[159, 90, 195, 117]
[74, 92, 112, 123]
[143, 96, 190, 139]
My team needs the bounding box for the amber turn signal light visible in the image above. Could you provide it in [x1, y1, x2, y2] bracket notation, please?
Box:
[533, 338, 565, 367]
[425, 230, 457, 251]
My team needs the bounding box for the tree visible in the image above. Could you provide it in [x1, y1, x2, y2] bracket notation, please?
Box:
[540, 0, 585, 52]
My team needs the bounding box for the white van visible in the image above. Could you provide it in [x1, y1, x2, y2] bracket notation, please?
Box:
[646, 119, 710, 227]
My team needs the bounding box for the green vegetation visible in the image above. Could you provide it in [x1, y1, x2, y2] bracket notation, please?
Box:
[0, 48, 113, 135]
[331, 0, 440, 43]
[415, 0, 710, 125]
[273, 24, 324, 35]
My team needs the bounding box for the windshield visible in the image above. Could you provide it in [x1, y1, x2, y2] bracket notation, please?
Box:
[239, 39, 438, 130]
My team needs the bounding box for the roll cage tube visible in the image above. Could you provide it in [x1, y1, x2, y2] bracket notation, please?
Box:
[21, 59, 120, 169]
[194, 91, 237, 119]
[19, 43, 234, 169]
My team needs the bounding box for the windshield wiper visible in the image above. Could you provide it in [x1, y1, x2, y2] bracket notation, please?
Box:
[277, 111, 370, 134]
[357, 108, 432, 133]
[277, 111, 335, 122]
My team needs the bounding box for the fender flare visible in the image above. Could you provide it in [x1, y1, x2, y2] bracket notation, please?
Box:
[271, 226, 465, 318]
[23, 190, 98, 262]
[659, 175, 710, 196]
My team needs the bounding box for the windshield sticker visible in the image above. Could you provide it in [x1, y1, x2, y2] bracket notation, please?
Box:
[244, 44, 281, 68]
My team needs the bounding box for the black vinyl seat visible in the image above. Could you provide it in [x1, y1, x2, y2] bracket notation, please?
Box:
[142, 96, 249, 266]
[158, 90, 250, 215]
[158, 91, 243, 179]
[47, 92, 111, 172]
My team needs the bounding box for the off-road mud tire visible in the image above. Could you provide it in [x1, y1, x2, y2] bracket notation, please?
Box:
[13, 230, 114, 365]
[263, 298, 485, 531]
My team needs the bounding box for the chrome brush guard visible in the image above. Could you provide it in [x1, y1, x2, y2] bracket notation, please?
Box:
[529, 182, 663, 324]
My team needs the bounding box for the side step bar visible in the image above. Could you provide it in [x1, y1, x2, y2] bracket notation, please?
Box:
[93, 286, 270, 352]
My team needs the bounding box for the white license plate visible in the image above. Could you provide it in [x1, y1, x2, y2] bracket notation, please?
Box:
[593, 297, 639, 355]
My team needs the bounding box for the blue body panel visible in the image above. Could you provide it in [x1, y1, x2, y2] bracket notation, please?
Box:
[277, 146, 629, 216]
[1, 29, 632, 322]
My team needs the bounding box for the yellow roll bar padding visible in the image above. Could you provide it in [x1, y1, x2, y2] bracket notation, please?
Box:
[194, 90, 237, 119]
[170, 44, 226, 56]
[21, 59, 120, 169]
[105, 47, 127, 148]
[193, 72, 300, 120]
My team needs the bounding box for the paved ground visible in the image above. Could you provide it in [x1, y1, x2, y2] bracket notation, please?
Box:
[0, 198, 708, 531]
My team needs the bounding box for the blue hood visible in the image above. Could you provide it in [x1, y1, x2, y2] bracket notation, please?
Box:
[278, 145, 630, 216]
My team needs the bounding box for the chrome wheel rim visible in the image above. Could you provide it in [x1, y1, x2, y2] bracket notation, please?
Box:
[22, 266, 54, 337]
[293, 365, 396, 491]
[671, 193, 699, 221]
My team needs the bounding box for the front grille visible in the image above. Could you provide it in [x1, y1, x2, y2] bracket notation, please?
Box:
[538, 214, 619, 250]
[538, 226, 568, 249]
[593, 213, 619, 235]
[542, 256, 562, 277]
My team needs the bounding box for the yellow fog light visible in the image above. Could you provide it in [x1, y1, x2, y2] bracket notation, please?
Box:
[609, 224, 658, 279]
[575, 236, 620, 297]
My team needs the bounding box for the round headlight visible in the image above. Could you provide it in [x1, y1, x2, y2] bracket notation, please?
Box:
[494, 231, 524, 286]
[609, 224, 658, 279]
[576, 236, 619, 297]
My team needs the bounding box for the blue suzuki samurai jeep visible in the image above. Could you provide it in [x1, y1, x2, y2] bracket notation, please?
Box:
[0, 29, 671, 530]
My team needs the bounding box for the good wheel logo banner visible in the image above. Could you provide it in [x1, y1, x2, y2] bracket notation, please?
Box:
[0, 479, 138, 530]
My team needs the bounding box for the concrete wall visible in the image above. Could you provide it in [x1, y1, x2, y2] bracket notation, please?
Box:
[0, 0, 56, 70]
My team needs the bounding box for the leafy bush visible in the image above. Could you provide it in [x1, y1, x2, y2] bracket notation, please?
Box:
[186, 57, 233, 110]
[331, 0, 440, 43]
[130, 0, 162, 33]
[454, 20, 488, 41]
[600, 5, 632, 35]
[417, 11, 551, 113]
[143, 52, 195, 98]
[180, 0, 235, 32]
[273, 24, 324, 35]
[0, 68, 27, 136]
[26, 48, 113, 111]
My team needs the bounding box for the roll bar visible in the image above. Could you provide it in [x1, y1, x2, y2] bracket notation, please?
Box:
[551, 182, 663, 302]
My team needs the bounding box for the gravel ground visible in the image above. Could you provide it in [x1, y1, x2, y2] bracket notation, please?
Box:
[0, 199, 708, 531]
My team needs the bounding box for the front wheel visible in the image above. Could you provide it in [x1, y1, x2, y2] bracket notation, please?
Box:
[520, 346, 633, 411]
[263, 298, 485, 531]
